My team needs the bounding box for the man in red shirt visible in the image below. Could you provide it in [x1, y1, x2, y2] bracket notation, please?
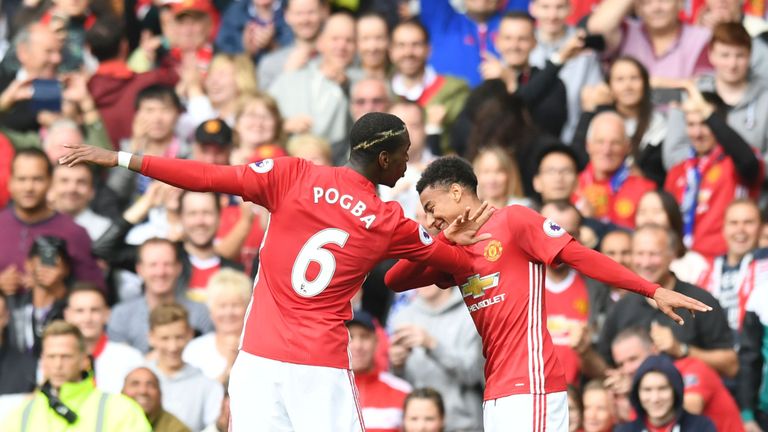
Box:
[665, 87, 763, 259]
[610, 327, 743, 432]
[347, 310, 411, 432]
[385, 156, 711, 431]
[59, 112, 491, 432]
[573, 112, 656, 229]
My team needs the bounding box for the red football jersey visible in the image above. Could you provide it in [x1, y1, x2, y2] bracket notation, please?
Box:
[573, 164, 656, 229]
[545, 269, 589, 385]
[675, 357, 744, 432]
[454, 205, 572, 400]
[139, 156, 471, 370]
[665, 153, 763, 259]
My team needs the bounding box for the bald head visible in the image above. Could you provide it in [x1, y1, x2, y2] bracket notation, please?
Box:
[123, 367, 162, 417]
[350, 78, 390, 121]
[586, 111, 629, 177]
[318, 13, 356, 67]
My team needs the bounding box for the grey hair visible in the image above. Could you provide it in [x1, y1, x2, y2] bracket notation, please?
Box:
[586, 111, 628, 142]
[633, 224, 679, 255]
[43, 119, 83, 149]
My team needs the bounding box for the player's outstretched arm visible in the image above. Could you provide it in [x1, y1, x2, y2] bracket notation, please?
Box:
[558, 240, 712, 325]
[59, 144, 246, 196]
[385, 260, 454, 292]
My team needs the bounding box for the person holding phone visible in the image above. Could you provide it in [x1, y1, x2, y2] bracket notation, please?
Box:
[5, 235, 71, 357]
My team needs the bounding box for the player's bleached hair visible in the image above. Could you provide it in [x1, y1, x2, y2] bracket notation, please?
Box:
[206, 268, 253, 310]
[348, 112, 409, 160]
[416, 156, 478, 196]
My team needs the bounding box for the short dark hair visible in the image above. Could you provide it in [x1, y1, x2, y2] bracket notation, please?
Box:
[535, 144, 580, 174]
[86, 15, 125, 62]
[12, 147, 53, 177]
[178, 190, 221, 214]
[348, 112, 409, 163]
[502, 11, 536, 27]
[541, 199, 583, 228]
[392, 18, 430, 44]
[404, 388, 445, 418]
[416, 156, 478, 196]
[135, 84, 183, 112]
[28, 235, 71, 267]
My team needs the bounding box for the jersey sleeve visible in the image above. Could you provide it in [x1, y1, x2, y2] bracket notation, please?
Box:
[506, 205, 572, 265]
[384, 207, 473, 276]
[679, 359, 715, 403]
[140, 156, 306, 212]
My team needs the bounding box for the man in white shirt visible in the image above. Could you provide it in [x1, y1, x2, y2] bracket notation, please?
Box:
[64, 283, 144, 394]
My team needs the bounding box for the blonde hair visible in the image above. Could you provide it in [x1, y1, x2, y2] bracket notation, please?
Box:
[286, 134, 332, 164]
[206, 268, 253, 309]
[149, 303, 189, 330]
[235, 92, 284, 146]
[43, 320, 86, 353]
[209, 54, 259, 97]
[473, 146, 523, 199]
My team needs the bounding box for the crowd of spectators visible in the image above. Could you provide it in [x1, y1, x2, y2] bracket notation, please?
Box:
[0, 0, 768, 430]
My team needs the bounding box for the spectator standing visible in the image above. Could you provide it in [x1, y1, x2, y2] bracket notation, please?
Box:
[64, 284, 144, 394]
[1, 321, 151, 431]
[147, 304, 224, 432]
[389, 285, 484, 432]
[0, 293, 36, 397]
[123, 367, 191, 432]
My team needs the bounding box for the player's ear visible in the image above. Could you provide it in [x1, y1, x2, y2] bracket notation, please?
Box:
[450, 183, 462, 202]
[377, 150, 390, 169]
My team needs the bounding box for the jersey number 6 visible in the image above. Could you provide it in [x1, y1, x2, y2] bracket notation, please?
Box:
[291, 228, 350, 297]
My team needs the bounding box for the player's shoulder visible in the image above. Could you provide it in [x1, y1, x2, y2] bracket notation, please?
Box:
[246, 156, 309, 175]
[377, 371, 413, 395]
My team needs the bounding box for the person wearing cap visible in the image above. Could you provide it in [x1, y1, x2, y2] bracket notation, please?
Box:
[7, 235, 71, 356]
[191, 119, 233, 166]
[347, 309, 411, 432]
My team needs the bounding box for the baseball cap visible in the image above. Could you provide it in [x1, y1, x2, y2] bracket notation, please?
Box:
[170, 0, 213, 17]
[195, 119, 233, 148]
[346, 309, 376, 332]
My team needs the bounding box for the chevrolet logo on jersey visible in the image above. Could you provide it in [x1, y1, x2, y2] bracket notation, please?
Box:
[461, 273, 500, 299]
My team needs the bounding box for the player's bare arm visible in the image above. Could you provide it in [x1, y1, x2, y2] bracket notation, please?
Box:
[557, 240, 712, 325]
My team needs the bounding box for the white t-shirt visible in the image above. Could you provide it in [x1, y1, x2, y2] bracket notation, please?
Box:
[182, 333, 226, 381]
[95, 340, 145, 394]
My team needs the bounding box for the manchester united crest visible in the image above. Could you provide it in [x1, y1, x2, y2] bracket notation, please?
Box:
[484, 240, 503, 262]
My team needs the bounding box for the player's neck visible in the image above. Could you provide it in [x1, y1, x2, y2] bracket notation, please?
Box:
[346, 159, 381, 186]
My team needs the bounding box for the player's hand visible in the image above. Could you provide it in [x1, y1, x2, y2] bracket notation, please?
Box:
[652, 287, 712, 325]
[745, 420, 764, 432]
[58, 143, 118, 168]
[650, 321, 684, 357]
[443, 202, 496, 246]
